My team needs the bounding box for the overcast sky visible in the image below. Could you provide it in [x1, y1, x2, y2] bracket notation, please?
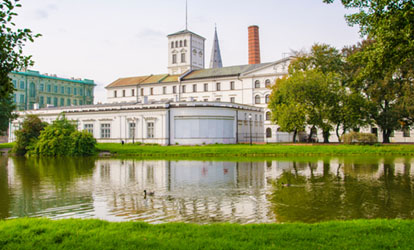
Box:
[13, 0, 362, 103]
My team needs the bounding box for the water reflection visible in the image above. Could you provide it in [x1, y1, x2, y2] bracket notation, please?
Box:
[271, 157, 414, 223]
[0, 156, 413, 223]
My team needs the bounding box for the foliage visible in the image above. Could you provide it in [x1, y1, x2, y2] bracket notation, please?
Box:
[0, 0, 40, 134]
[324, 0, 414, 143]
[30, 115, 96, 156]
[1, 218, 414, 249]
[12, 115, 47, 155]
[341, 132, 377, 145]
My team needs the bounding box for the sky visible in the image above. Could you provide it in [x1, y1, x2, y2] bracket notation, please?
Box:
[13, 0, 362, 103]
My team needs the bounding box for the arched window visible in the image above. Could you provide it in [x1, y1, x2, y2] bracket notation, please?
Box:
[265, 94, 270, 104]
[255, 95, 261, 104]
[184, 40, 187, 47]
[266, 111, 271, 121]
[265, 79, 271, 87]
[171, 42, 174, 48]
[255, 80, 260, 88]
[266, 128, 272, 138]
[180, 40, 183, 47]
[175, 41, 178, 47]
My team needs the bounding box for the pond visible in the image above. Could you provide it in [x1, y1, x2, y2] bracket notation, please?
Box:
[0, 156, 413, 223]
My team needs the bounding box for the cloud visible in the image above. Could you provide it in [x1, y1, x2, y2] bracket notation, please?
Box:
[35, 9, 49, 19]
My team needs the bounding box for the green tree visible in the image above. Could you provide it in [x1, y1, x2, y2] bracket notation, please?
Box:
[0, 0, 40, 134]
[30, 115, 96, 156]
[324, 0, 414, 142]
[12, 114, 47, 155]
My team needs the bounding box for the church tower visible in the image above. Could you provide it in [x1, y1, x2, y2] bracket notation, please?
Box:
[167, 30, 205, 75]
[209, 26, 223, 68]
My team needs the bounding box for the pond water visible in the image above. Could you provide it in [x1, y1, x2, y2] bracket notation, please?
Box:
[0, 156, 413, 224]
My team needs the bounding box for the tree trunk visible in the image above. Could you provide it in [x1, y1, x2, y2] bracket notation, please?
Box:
[336, 124, 341, 142]
[323, 129, 330, 143]
[383, 129, 390, 143]
[308, 126, 315, 142]
[292, 129, 297, 143]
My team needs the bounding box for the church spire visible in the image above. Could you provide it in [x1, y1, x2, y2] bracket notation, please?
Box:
[209, 26, 223, 68]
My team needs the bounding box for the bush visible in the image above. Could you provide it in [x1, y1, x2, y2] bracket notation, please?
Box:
[341, 132, 377, 145]
[30, 115, 96, 156]
[12, 115, 47, 155]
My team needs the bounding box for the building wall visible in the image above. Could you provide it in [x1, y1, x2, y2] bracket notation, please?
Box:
[9, 70, 95, 111]
[9, 102, 263, 145]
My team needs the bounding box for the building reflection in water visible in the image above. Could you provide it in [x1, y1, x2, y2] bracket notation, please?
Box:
[93, 159, 269, 223]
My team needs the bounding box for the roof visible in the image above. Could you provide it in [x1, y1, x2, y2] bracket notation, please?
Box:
[106, 74, 181, 88]
[182, 63, 272, 80]
[167, 29, 206, 40]
[11, 70, 95, 85]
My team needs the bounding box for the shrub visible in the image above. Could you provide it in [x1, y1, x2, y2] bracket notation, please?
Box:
[341, 132, 377, 145]
[12, 115, 47, 155]
[30, 114, 96, 156]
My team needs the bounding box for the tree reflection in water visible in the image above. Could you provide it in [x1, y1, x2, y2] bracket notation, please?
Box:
[271, 157, 414, 223]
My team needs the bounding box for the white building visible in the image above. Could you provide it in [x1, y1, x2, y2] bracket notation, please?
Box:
[9, 101, 263, 145]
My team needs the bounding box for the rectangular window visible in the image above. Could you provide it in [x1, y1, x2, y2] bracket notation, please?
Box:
[12, 80, 17, 88]
[67, 87, 71, 95]
[47, 96, 51, 104]
[84, 124, 93, 135]
[182, 85, 186, 93]
[122, 90, 125, 97]
[61, 86, 65, 94]
[129, 122, 136, 139]
[47, 85, 51, 92]
[67, 99, 71, 106]
[132, 89, 135, 96]
[173, 86, 176, 94]
[20, 81, 25, 89]
[403, 127, 410, 137]
[54, 85, 58, 93]
[140, 88, 144, 96]
[204, 98, 208, 102]
[172, 54, 177, 64]
[181, 53, 186, 63]
[114, 90, 117, 97]
[230, 81, 235, 90]
[101, 123, 111, 138]
[204, 83, 208, 92]
[163, 86, 166, 94]
[39, 96, 44, 105]
[230, 97, 235, 103]
[147, 122, 154, 138]
[79, 100, 83, 105]
[53, 97, 58, 106]
[39, 84, 44, 92]
[216, 98, 221, 102]
[60, 98, 64, 106]
[216, 82, 221, 91]
[74, 99, 77, 105]
[79, 88, 83, 96]
[150, 88, 154, 95]
[74, 88, 77, 95]
[193, 84, 197, 92]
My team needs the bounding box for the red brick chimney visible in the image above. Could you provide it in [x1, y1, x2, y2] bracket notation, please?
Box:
[248, 25, 261, 64]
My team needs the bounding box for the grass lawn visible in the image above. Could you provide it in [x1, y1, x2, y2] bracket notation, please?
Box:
[96, 143, 414, 157]
[0, 218, 412, 250]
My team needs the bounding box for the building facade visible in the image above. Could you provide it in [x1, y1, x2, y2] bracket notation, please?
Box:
[9, 70, 95, 110]
[9, 101, 263, 145]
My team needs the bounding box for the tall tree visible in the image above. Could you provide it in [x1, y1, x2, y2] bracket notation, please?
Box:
[324, 0, 414, 142]
[0, 0, 40, 134]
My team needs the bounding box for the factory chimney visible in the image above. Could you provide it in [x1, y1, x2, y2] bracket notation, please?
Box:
[248, 25, 261, 64]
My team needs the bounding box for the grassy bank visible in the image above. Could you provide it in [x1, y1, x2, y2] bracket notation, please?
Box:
[0, 142, 14, 149]
[0, 218, 412, 249]
[96, 143, 414, 157]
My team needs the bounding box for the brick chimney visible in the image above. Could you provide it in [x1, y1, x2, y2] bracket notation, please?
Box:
[248, 25, 261, 64]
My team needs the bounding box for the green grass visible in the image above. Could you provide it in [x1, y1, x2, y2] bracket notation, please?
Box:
[96, 143, 414, 157]
[0, 142, 14, 149]
[0, 218, 412, 249]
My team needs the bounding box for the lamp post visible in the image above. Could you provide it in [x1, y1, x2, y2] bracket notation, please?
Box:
[248, 114, 252, 145]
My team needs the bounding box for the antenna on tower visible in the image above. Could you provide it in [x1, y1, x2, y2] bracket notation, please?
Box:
[185, 0, 188, 30]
